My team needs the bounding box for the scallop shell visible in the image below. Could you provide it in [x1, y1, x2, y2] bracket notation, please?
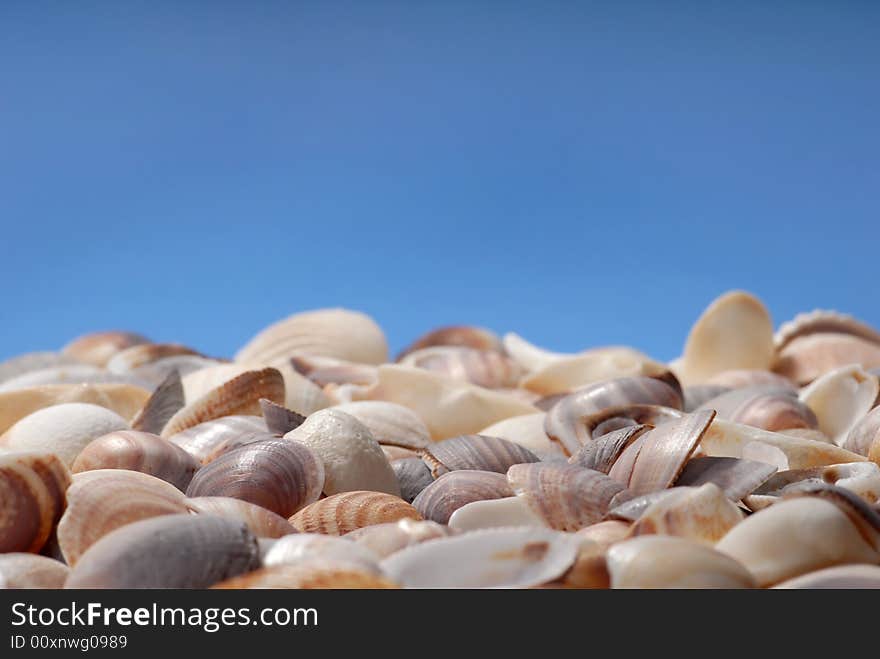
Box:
[347, 519, 455, 559]
[106, 343, 204, 373]
[844, 405, 880, 456]
[447, 495, 548, 531]
[263, 533, 380, 571]
[412, 470, 512, 524]
[674, 456, 777, 501]
[775, 309, 880, 351]
[0, 554, 70, 589]
[568, 425, 652, 475]
[420, 434, 540, 477]
[166, 415, 268, 464]
[62, 331, 150, 367]
[478, 413, 563, 458]
[331, 401, 431, 450]
[698, 386, 817, 432]
[399, 346, 523, 389]
[398, 326, 503, 361]
[185, 496, 296, 538]
[799, 364, 879, 446]
[393, 458, 434, 503]
[774, 333, 880, 385]
[772, 564, 880, 589]
[289, 491, 422, 535]
[213, 560, 398, 589]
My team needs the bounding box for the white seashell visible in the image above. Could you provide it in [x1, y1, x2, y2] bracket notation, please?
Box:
[263, 533, 382, 572]
[798, 364, 879, 446]
[331, 401, 431, 449]
[478, 413, 564, 459]
[501, 333, 569, 372]
[447, 496, 548, 532]
[347, 519, 455, 559]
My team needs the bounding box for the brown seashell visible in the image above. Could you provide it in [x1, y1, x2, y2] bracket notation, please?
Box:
[420, 434, 540, 478]
[844, 405, 880, 457]
[259, 398, 306, 435]
[399, 346, 523, 389]
[72, 430, 200, 491]
[0, 554, 70, 589]
[214, 560, 398, 589]
[697, 386, 817, 432]
[161, 367, 285, 437]
[166, 415, 268, 464]
[186, 439, 324, 518]
[289, 491, 422, 535]
[347, 519, 455, 559]
[0, 452, 71, 553]
[675, 456, 777, 501]
[774, 332, 880, 385]
[568, 425, 652, 475]
[556, 538, 610, 589]
[62, 331, 150, 367]
[130, 370, 185, 435]
[106, 343, 204, 373]
[185, 496, 296, 538]
[57, 469, 190, 565]
[65, 514, 261, 589]
[397, 326, 502, 361]
[774, 309, 880, 351]
[413, 470, 512, 524]
[393, 458, 435, 503]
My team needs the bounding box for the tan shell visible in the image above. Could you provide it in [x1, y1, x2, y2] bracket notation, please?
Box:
[798, 365, 879, 445]
[774, 333, 880, 385]
[0, 451, 71, 553]
[745, 462, 880, 510]
[447, 495, 547, 531]
[62, 331, 150, 367]
[501, 332, 569, 372]
[478, 413, 563, 459]
[398, 326, 502, 360]
[290, 355, 379, 387]
[412, 470, 512, 524]
[131, 355, 227, 389]
[0, 364, 149, 392]
[236, 308, 389, 366]
[678, 291, 775, 385]
[0, 554, 70, 589]
[263, 533, 380, 570]
[57, 469, 190, 565]
[289, 491, 422, 535]
[698, 387, 817, 432]
[0, 351, 80, 385]
[575, 520, 632, 547]
[845, 405, 880, 457]
[399, 346, 523, 389]
[331, 401, 431, 450]
[775, 309, 880, 351]
[705, 369, 795, 390]
[106, 343, 203, 373]
[347, 519, 455, 559]
[772, 564, 880, 589]
[214, 560, 398, 589]
[166, 415, 268, 464]
[184, 496, 296, 538]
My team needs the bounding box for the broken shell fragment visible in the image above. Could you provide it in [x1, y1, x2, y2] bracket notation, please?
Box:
[568, 425, 651, 475]
[393, 458, 434, 503]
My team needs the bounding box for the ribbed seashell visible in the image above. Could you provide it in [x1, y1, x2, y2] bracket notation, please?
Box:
[357, 365, 538, 440]
[774, 332, 880, 385]
[186, 439, 324, 518]
[347, 519, 455, 559]
[799, 365, 878, 446]
[0, 403, 129, 468]
[330, 401, 431, 450]
[683, 384, 732, 412]
[0, 554, 70, 589]
[844, 405, 880, 456]
[71, 430, 200, 491]
[57, 469, 190, 565]
[508, 463, 626, 531]
[166, 415, 268, 464]
[697, 386, 817, 432]
[290, 355, 379, 387]
[697, 418, 866, 470]
[214, 560, 398, 589]
[544, 376, 683, 456]
[580, 405, 685, 444]
[607, 536, 756, 588]
[705, 369, 795, 390]
[412, 470, 512, 524]
[420, 434, 539, 478]
[675, 456, 777, 501]
[161, 367, 285, 437]
[130, 371, 184, 435]
[236, 308, 389, 366]
[0, 383, 149, 435]
[65, 514, 261, 589]
[775, 309, 880, 351]
[0, 365, 150, 392]
[773, 564, 880, 589]
[0, 452, 71, 553]
[716, 496, 879, 587]
[284, 408, 399, 496]
[62, 331, 150, 367]
[289, 491, 422, 535]
[106, 343, 204, 374]
[382, 445, 421, 462]
[258, 398, 306, 435]
[185, 496, 296, 538]
[131, 355, 226, 388]
[399, 346, 523, 389]
[0, 351, 81, 385]
[398, 326, 503, 361]
[381, 527, 579, 588]
[568, 425, 652, 474]
[393, 458, 434, 503]
[478, 413, 564, 459]
[678, 290, 775, 386]
[744, 462, 880, 511]
[263, 533, 380, 571]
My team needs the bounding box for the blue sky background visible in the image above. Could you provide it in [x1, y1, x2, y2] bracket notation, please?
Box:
[2, 2, 878, 363]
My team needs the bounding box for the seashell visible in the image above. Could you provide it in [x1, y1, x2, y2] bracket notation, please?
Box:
[412, 470, 512, 524]
[683, 384, 732, 412]
[0, 383, 149, 436]
[447, 495, 548, 531]
[575, 520, 631, 547]
[675, 456, 777, 501]
[508, 462, 627, 531]
[705, 369, 795, 390]
[284, 408, 399, 496]
[697, 418, 867, 470]
[772, 564, 880, 589]
[347, 519, 455, 559]
[581, 405, 684, 445]
[799, 364, 878, 446]
[845, 405, 880, 457]
[607, 536, 756, 588]
[65, 514, 261, 589]
[131, 355, 226, 388]
[290, 355, 379, 387]
[166, 415, 268, 464]
[393, 458, 434, 503]
[62, 331, 150, 367]
[421, 434, 540, 477]
[186, 439, 324, 517]
[774, 332, 880, 385]
[0, 452, 71, 553]
[716, 496, 879, 587]
[57, 469, 190, 565]
[106, 343, 204, 374]
[381, 527, 579, 588]
[0, 554, 70, 589]
[382, 445, 421, 462]
[625, 483, 744, 544]
[697, 386, 817, 432]
[605, 490, 680, 522]
[568, 425, 652, 475]
[774, 309, 880, 351]
[0, 403, 129, 468]
[71, 430, 200, 491]
[678, 290, 775, 385]
[357, 365, 538, 440]
[778, 427, 832, 442]
[236, 308, 389, 366]
[130, 370, 184, 435]
[214, 560, 398, 589]
[259, 398, 306, 435]
[263, 533, 380, 571]
[778, 481, 880, 544]
[0, 351, 81, 385]
[331, 401, 431, 450]
[745, 462, 880, 510]
[398, 326, 503, 361]
[501, 332, 570, 372]
[185, 496, 296, 538]
[399, 346, 523, 389]
[289, 491, 422, 535]
[161, 367, 285, 437]
[0, 365, 150, 392]
[478, 413, 563, 459]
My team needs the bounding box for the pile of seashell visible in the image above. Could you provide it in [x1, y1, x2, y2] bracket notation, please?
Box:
[2, 292, 880, 589]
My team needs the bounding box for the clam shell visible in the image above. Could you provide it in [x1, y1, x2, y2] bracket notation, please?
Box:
[65, 514, 261, 589]
[347, 519, 455, 559]
[263, 533, 380, 571]
[214, 560, 398, 589]
[0, 554, 70, 589]
[130, 355, 227, 388]
[772, 564, 880, 589]
[421, 434, 540, 477]
[331, 401, 431, 450]
[775, 309, 880, 351]
[130, 370, 185, 435]
[400, 346, 523, 389]
[186, 439, 324, 518]
[745, 462, 880, 510]
[290, 355, 379, 387]
[774, 332, 880, 385]
[478, 413, 563, 459]
[166, 415, 268, 464]
[398, 326, 502, 361]
[581, 404, 684, 445]
[698, 386, 817, 432]
[259, 398, 306, 435]
[289, 491, 422, 535]
[845, 405, 880, 456]
[413, 470, 512, 524]
[106, 343, 203, 373]
[185, 496, 296, 538]
[799, 364, 879, 446]
[447, 495, 548, 531]
[62, 331, 150, 367]
[0, 351, 80, 385]
[674, 456, 777, 501]
[393, 458, 434, 503]
[568, 425, 651, 474]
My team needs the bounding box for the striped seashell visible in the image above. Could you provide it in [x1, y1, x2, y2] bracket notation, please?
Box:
[399, 346, 523, 389]
[683, 384, 732, 412]
[420, 434, 540, 478]
[745, 462, 880, 510]
[674, 456, 777, 502]
[130, 371, 185, 435]
[774, 332, 880, 385]
[412, 470, 512, 524]
[347, 519, 455, 559]
[568, 425, 652, 474]
[397, 326, 502, 361]
[393, 458, 434, 503]
[166, 415, 268, 464]
[106, 343, 204, 374]
[290, 355, 379, 387]
[289, 491, 422, 536]
[774, 309, 880, 351]
[844, 405, 880, 457]
[697, 386, 817, 432]
[185, 496, 296, 538]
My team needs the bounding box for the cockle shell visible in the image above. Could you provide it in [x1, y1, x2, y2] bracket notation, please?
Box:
[399, 346, 523, 389]
[284, 408, 399, 496]
[398, 326, 503, 361]
[698, 386, 817, 432]
[65, 514, 261, 589]
[186, 439, 324, 517]
[0, 452, 71, 553]
[380, 527, 580, 588]
[62, 331, 150, 367]
[263, 533, 380, 571]
[844, 405, 880, 457]
[0, 554, 70, 589]
[166, 415, 268, 464]
[330, 401, 431, 450]
[798, 365, 878, 446]
[236, 308, 389, 366]
[393, 458, 434, 503]
[347, 519, 455, 559]
[0, 351, 80, 385]
[0, 403, 129, 468]
[184, 496, 296, 538]
[289, 491, 422, 535]
[72, 430, 200, 491]
[106, 343, 204, 373]
[213, 560, 398, 589]
[413, 470, 512, 524]
[420, 434, 539, 477]
[775, 309, 880, 351]
[478, 413, 563, 458]
[447, 495, 548, 531]
[774, 333, 880, 385]
[772, 564, 880, 589]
